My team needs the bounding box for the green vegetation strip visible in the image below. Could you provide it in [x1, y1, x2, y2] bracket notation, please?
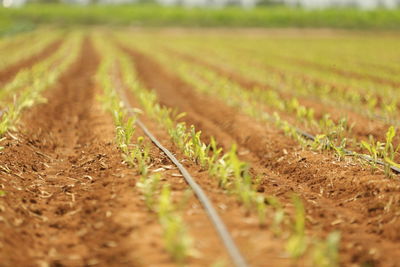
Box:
[1, 5, 400, 29]
[122, 37, 400, 178]
[93, 32, 341, 265]
[295, 127, 400, 174]
[0, 30, 60, 72]
[0, 32, 82, 136]
[96, 47, 194, 263]
[95, 35, 247, 265]
[117, 84, 249, 267]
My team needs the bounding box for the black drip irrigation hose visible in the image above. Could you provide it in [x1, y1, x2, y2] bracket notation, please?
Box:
[295, 127, 400, 174]
[135, 118, 248, 267]
[117, 89, 248, 267]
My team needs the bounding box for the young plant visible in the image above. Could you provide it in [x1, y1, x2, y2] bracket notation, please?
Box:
[383, 126, 399, 178]
[361, 135, 384, 168]
[286, 195, 308, 259]
[158, 185, 192, 263]
[332, 138, 348, 161]
[207, 137, 223, 174]
[311, 232, 341, 267]
[131, 136, 151, 176]
[265, 196, 285, 236]
[136, 173, 161, 210]
[361, 126, 399, 177]
[189, 126, 208, 169]
[116, 115, 136, 154]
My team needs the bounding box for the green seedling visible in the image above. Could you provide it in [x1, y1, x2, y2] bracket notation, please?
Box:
[312, 232, 341, 267]
[361, 127, 399, 177]
[116, 116, 136, 155]
[136, 173, 161, 210]
[318, 115, 351, 145]
[265, 196, 285, 235]
[255, 195, 267, 226]
[383, 100, 397, 119]
[285, 98, 315, 124]
[332, 138, 347, 161]
[365, 94, 378, 112]
[360, 135, 385, 169]
[383, 126, 399, 178]
[132, 136, 150, 176]
[286, 195, 308, 259]
[190, 126, 208, 169]
[312, 134, 330, 151]
[213, 154, 230, 188]
[158, 185, 192, 263]
[169, 122, 190, 153]
[207, 137, 223, 175]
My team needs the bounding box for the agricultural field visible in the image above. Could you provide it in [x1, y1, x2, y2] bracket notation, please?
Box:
[0, 27, 400, 267]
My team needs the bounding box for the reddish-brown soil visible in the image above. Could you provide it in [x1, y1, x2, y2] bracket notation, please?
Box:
[0, 35, 290, 267]
[113, 62, 294, 267]
[123, 45, 400, 267]
[2, 30, 400, 267]
[164, 48, 396, 147]
[0, 39, 63, 85]
[0, 37, 237, 266]
[0, 38, 142, 266]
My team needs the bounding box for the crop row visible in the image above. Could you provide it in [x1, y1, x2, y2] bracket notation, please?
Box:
[0, 29, 43, 53]
[107, 34, 342, 265]
[0, 29, 61, 73]
[230, 45, 400, 121]
[195, 36, 400, 87]
[198, 46, 398, 124]
[0, 29, 364, 266]
[0, 32, 81, 137]
[133, 33, 400, 125]
[256, 39, 400, 84]
[116, 34, 400, 179]
[93, 35, 194, 263]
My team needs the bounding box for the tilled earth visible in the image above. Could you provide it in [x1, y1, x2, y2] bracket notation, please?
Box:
[0, 33, 400, 267]
[123, 44, 400, 266]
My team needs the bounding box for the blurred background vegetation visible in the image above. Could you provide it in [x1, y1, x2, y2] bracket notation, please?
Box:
[0, 0, 400, 36]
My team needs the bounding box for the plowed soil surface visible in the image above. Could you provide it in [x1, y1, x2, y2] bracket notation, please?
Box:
[0, 38, 196, 267]
[0, 34, 287, 267]
[1, 31, 400, 267]
[122, 44, 400, 267]
[0, 40, 63, 85]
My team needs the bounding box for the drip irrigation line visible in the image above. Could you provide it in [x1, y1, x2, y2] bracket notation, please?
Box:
[135, 118, 248, 267]
[294, 126, 400, 174]
[117, 88, 248, 267]
[294, 93, 400, 127]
